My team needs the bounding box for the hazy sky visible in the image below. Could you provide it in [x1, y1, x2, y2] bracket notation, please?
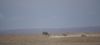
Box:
[0, 0, 100, 30]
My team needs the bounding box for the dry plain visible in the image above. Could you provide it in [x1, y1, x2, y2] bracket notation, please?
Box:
[0, 33, 100, 45]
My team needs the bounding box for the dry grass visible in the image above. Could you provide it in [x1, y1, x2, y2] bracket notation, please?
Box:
[0, 36, 100, 42]
[0, 35, 100, 45]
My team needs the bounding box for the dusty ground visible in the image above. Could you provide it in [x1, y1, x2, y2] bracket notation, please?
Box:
[0, 35, 100, 45]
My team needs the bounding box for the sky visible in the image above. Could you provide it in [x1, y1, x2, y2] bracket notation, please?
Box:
[0, 0, 100, 30]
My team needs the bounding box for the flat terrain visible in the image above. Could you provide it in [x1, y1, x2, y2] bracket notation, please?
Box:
[0, 35, 100, 45]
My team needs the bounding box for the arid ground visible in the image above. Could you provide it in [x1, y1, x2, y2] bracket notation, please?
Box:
[0, 34, 100, 45]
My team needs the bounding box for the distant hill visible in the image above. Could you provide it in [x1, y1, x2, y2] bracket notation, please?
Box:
[0, 26, 100, 35]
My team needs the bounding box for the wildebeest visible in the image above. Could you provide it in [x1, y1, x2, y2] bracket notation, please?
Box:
[81, 34, 87, 37]
[62, 33, 67, 36]
[42, 32, 49, 36]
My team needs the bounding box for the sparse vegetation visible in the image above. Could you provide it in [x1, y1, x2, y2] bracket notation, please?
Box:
[0, 33, 100, 45]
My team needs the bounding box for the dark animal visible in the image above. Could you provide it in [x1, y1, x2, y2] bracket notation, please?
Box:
[42, 32, 49, 36]
[62, 33, 67, 36]
[81, 34, 87, 37]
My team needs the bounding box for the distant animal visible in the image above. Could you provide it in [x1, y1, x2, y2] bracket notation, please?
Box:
[42, 32, 49, 36]
[62, 33, 67, 36]
[81, 34, 87, 37]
